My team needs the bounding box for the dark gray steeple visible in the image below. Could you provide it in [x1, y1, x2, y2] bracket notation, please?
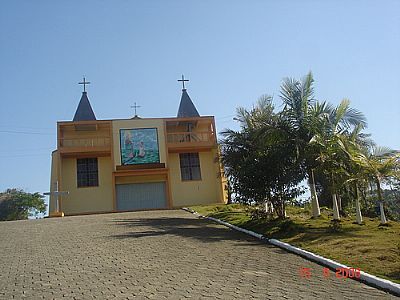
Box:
[177, 89, 200, 118]
[176, 75, 200, 118]
[73, 92, 96, 121]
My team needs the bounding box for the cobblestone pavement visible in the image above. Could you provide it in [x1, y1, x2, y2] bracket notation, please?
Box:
[0, 210, 397, 299]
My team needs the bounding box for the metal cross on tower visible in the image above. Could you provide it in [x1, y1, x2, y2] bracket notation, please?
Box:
[78, 76, 91, 92]
[177, 74, 189, 90]
[131, 102, 141, 116]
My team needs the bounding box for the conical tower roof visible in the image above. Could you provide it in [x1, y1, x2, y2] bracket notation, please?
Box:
[177, 89, 200, 118]
[73, 92, 96, 121]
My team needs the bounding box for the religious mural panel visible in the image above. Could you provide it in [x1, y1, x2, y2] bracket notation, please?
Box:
[119, 128, 160, 165]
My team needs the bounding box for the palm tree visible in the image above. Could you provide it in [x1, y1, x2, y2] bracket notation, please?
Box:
[311, 99, 367, 220]
[279, 72, 330, 217]
[338, 126, 373, 224]
[279, 73, 367, 219]
[353, 147, 399, 225]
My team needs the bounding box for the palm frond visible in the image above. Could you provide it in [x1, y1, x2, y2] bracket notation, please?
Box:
[301, 71, 315, 106]
[371, 146, 396, 158]
[329, 99, 367, 133]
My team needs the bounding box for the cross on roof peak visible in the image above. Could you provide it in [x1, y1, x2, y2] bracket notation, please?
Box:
[130, 102, 141, 117]
[78, 76, 91, 92]
[177, 74, 189, 90]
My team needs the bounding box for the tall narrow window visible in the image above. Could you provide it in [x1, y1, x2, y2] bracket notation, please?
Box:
[179, 153, 201, 181]
[77, 158, 99, 187]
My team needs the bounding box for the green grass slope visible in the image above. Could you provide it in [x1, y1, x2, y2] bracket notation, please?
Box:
[189, 204, 400, 284]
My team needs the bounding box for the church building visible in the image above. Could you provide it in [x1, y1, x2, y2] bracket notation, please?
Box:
[48, 77, 227, 216]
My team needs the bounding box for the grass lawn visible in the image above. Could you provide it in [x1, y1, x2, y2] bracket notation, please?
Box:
[189, 204, 400, 284]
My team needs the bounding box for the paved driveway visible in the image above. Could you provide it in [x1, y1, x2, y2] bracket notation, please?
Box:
[0, 210, 396, 299]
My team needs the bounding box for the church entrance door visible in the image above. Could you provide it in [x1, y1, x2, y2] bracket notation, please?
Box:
[116, 182, 167, 211]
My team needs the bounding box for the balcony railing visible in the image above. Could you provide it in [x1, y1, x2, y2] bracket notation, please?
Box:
[59, 137, 111, 149]
[167, 131, 214, 147]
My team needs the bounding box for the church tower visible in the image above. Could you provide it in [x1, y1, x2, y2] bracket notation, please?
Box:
[177, 75, 200, 118]
[73, 77, 96, 121]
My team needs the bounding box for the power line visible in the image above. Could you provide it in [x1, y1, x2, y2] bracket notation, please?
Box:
[0, 147, 54, 153]
[216, 114, 236, 120]
[0, 130, 54, 135]
[0, 125, 54, 130]
[217, 119, 236, 123]
[0, 153, 50, 158]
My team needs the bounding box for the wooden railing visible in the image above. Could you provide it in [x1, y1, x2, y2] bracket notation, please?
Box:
[167, 131, 214, 145]
[59, 136, 111, 148]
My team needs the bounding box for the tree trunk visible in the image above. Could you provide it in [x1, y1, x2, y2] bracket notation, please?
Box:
[332, 194, 340, 220]
[337, 194, 342, 212]
[264, 200, 273, 214]
[274, 195, 286, 219]
[369, 182, 375, 196]
[282, 199, 286, 218]
[264, 201, 274, 214]
[361, 184, 368, 209]
[227, 190, 232, 204]
[308, 169, 320, 217]
[331, 174, 340, 220]
[376, 178, 387, 224]
[354, 182, 363, 224]
[226, 179, 232, 204]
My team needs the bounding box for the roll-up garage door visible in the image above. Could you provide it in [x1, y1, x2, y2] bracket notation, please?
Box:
[116, 182, 167, 211]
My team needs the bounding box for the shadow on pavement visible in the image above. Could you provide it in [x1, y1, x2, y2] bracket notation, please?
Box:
[109, 215, 285, 251]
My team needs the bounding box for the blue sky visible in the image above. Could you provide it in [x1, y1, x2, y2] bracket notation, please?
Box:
[0, 1, 399, 199]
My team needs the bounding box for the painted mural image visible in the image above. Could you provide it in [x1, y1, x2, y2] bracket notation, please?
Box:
[120, 128, 160, 165]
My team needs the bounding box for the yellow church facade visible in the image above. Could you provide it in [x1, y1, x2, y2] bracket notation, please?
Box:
[49, 82, 227, 216]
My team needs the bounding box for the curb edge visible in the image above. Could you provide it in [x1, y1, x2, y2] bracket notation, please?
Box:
[182, 207, 400, 297]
